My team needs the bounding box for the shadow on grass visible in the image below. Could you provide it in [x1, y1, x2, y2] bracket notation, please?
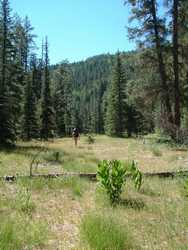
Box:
[119, 198, 146, 210]
[0, 144, 48, 155]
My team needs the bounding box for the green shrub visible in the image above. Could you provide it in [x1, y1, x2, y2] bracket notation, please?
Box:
[86, 134, 95, 144]
[80, 213, 135, 250]
[97, 160, 142, 204]
[97, 160, 125, 204]
[125, 160, 143, 190]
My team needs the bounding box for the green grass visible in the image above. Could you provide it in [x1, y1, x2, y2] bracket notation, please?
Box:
[0, 189, 47, 250]
[13, 188, 36, 215]
[80, 212, 136, 250]
[0, 136, 188, 249]
[0, 135, 188, 176]
[17, 176, 90, 197]
[93, 177, 188, 250]
[0, 217, 48, 250]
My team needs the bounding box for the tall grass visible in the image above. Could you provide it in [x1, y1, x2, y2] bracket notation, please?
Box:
[80, 212, 135, 250]
[0, 217, 48, 250]
[13, 188, 36, 215]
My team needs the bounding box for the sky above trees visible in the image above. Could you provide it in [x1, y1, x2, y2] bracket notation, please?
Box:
[11, 0, 134, 64]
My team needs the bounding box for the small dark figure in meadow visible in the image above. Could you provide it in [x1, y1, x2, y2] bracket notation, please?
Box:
[72, 127, 80, 146]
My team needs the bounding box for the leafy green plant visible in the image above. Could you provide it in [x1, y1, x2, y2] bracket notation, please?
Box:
[97, 160, 142, 204]
[80, 212, 135, 250]
[125, 160, 143, 190]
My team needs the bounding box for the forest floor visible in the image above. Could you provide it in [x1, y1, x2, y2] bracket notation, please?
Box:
[0, 135, 188, 249]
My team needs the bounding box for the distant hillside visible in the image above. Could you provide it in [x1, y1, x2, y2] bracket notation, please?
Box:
[51, 51, 154, 134]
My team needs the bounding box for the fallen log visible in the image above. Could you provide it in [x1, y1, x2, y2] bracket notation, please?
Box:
[0, 170, 188, 182]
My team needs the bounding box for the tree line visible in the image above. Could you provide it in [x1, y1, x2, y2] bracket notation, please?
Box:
[0, 0, 188, 146]
[0, 0, 56, 145]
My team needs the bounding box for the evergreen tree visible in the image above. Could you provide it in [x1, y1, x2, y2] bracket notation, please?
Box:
[105, 52, 127, 137]
[23, 78, 38, 140]
[41, 37, 55, 140]
[0, 0, 17, 145]
[54, 66, 66, 136]
[63, 65, 73, 135]
[14, 15, 36, 136]
[126, 0, 174, 127]
[54, 63, 73, 136]
[23, 56, 39, 140]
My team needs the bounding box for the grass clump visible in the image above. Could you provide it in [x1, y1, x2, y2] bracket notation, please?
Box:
[14, 188, 35, 215]
[151, 146, 162, 157]
[0, 219, 22, 250]
[0, 217, 48, 250]
[80, 212, 135, 250]
[183, 178, 188, 197]
[62, 176, 89, 197]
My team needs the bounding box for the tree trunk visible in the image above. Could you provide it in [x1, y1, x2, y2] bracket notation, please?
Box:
[173, 0, 181, 128]
[151, 0, 174, 125]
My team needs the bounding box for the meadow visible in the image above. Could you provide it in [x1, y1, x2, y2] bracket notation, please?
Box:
[0, 135, 188, 249]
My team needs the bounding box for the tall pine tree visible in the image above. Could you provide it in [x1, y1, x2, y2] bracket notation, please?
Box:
[105, 52, 127, 137]
[0, 0, 17, 145]
[53, 63, 73, 136]
[41, 37, 55, 140]
[23, 55, 39, 140]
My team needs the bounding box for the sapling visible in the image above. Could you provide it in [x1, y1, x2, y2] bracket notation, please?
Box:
[97, 160, 142, 204]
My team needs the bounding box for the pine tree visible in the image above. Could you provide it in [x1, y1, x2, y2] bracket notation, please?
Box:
[64, 65, 73, 135]
[54, 66, 66, 136]
[41, 37, 55, 140]
[23, 56, 39, 140]
[126, 0, 174, 127]
[0, 0, 17, 145]
[14, 15, 36, 137]
[105, 52, 127, 137]
[54, 63, 73, 136]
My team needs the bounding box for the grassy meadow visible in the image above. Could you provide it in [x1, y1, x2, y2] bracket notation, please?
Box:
[0, 135, 188, 249]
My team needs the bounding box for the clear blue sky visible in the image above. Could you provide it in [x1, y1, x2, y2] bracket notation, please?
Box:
[11, 0, 135, 64]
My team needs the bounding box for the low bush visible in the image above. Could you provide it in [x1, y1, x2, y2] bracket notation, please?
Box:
[86, 134, 95, 144]
[97, 160, 142, 204]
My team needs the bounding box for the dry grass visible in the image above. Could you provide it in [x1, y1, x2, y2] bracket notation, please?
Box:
[0, 135, 188, 176]
[0, 135, 188, 249]
[1, 176, 187, 249]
